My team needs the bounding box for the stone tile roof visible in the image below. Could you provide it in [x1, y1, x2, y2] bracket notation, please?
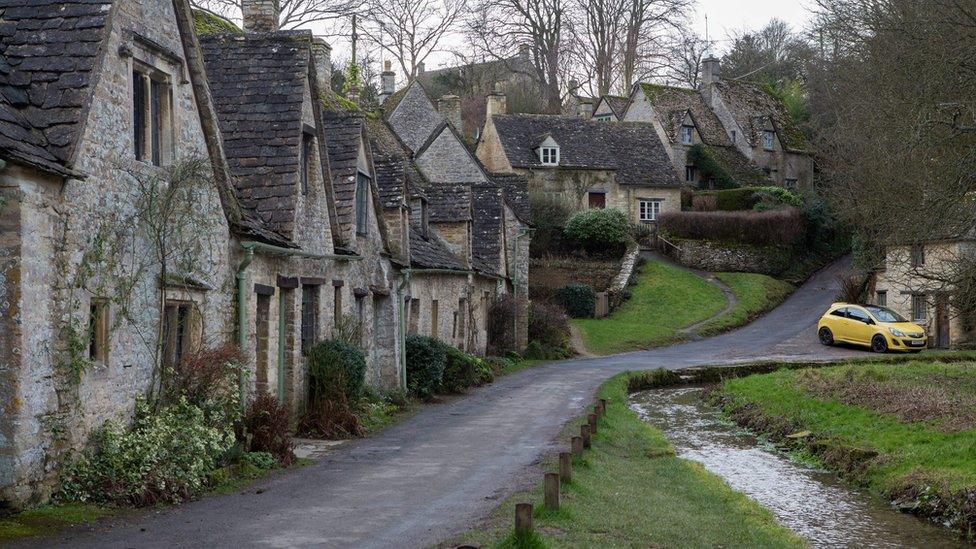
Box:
[200, 31, 311, 237]
[639, 83, 732, 147]
[366, 117, 429, 209]
[488, 171, 530, 223]
[409, 226, 466, 270]
[0, 0, 113, 176]
[322, 108, 365, 237]
[600, 95, 630, 119]
[372, 154, 406, 209]
[490, 114, 682, 187]
[425, 181, 471, 222]
[714, 80, 808, 152]
[471, 185, 503, 275]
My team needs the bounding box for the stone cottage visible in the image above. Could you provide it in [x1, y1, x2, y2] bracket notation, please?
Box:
[591, 95, 629, 122]
[477, 93, 683, 224]
[623, 57, 813, 190]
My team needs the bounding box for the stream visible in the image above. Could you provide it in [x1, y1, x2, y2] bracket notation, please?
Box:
[629, 387, 966, 548]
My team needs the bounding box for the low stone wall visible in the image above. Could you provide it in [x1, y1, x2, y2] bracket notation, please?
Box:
[529, 257, 620, 298]
[672, 238, 791, 275]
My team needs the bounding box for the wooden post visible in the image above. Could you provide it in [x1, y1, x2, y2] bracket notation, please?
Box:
[599, 398, 607, 415]
[581, 424, 591, 448]
[559, 452, 572, 482]
[515, 502, 533, 534]
[571, 436, 583, 456]
[544, 472, 560, 510]
[588, 413, 598, 434]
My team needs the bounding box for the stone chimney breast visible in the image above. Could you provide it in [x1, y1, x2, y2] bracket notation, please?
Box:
[486, 92, 506, 117]
[438, 94, 462, 131]
[700, 56, 721, 103]
[380, 60, 396, 104]
[311, 37, 332, 95]
[242, 0, 279, 32]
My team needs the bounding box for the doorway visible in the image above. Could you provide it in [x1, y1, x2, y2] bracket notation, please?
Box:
[935, 294, 950, 348]
[588, 191, 606, 209]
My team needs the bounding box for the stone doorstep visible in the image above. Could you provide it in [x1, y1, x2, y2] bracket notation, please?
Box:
[292, 437, 348, 460]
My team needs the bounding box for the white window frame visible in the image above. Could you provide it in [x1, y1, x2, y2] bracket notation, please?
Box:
[680, 125, 694, 145]
[638, 199, 662, 222]
[539, 146, 559, 165]
[762, 130, 775, 151]
[911, 293, 927, 323]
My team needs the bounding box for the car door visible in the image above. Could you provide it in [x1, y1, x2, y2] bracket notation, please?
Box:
[846, 307, 874, 344]
[827, 307, 852, 342]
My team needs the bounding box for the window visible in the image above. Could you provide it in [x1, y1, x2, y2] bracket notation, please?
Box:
[685, 165, 696, 182]
[408, 297, 420, 334]
[730, 130, 737, 142]
[594, 114, 612, 122]
[587, 191, 606, 209]
[876, 290, 887, 307]
[132, 66, 172, 165]
[356, 172, 369, 235]
[88, 299, 109, 364]
[680, 125, 694, 145]
[762, 130, 775, 151]
[784, 178, 798, 190]
[301, 285, 320, 355]
[848, 308, 870, 323]
[911, 244, 925, 267]
[255, 293, 271, 392]
[430, 299, 439, 338]
[830, 307, 848, 318]
[539, 146, 559, 165]
[457, 297, 467, 348]
[333, 284, 343, 320]
[162, 301, 199, 368]
[300, 132, 314, 195]
[911, 294, 927, 322]
[638, 199, 662, 222]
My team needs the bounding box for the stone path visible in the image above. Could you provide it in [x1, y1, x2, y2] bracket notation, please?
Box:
[21, 258, 864, 549]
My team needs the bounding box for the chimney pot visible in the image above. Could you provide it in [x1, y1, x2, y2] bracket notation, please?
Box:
[486, 92, 506, 117]
[242, 0, 279, 33]
[417, 61, 425, 75]
[380, 63, 396, 104]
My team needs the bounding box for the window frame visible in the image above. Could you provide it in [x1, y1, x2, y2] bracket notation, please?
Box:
[300, 284, 321, 356]
[88, 299, 110, 364]
[762, 130, 775, 151]
[911, 294, 927, 322]
[132, 62, 173, 166]
[910, 244, 925, 267]
[680, 125, 694, 145]
[638, 199, 662, 223]
[685, 165, 696, 182]
[539, 146, 559, 165]
[355, 171, 370, 236]
[300, 131, 315, 196]
[876, 290, 887, 307]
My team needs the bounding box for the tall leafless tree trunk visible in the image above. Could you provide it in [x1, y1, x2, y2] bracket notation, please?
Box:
[359, 0, 467, 79]
[192, 0, 360, 29]
[618, 0, 689, 91]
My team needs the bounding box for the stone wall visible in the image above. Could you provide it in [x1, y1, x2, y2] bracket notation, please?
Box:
[415, 126, 487, 183]
[529, 257, 620, 297]
[671, 238, 790, 275]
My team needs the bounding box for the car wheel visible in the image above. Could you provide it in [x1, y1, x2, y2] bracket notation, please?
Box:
[818, 327, 834, 346]
[871, 335, 888, 353]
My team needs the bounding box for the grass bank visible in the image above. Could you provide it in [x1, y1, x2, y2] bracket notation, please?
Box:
[716, 359, 976, 538]
[571, 261, 726, 355]
[697, 273, 793, 336]
[449, 373, 803, 548]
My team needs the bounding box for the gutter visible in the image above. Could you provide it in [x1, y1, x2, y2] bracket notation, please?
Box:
[235, 240, 364, 403]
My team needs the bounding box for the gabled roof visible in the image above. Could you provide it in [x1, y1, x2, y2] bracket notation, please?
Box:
[322, 108, 367, 236]
[488, 172, 531, 224]
[384, 80, 444, 153]
[471, 185, 503, 276]
[0, 0, 113, 176]
[409, 226, 466, 270]
[597, 95, 630, 119]
[366, 117, 429, 208]
[638, 83, 732, 147]
[200, 31, 311, 237]
[490, 114, 682, 187]
[713, 80, 808, 152]
[426, 181, 471, 222]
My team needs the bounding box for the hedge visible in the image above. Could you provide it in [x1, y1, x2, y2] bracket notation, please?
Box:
[658, 208, 805, 248]
[556, 283, 597, 318]
[693, 186, 803, 212]
[306, 339, 367, 402]
[405, 335, 446, 399]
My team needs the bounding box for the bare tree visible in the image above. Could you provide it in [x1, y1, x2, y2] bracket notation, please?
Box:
[193, 0, 359, 29]
[568, 0, 626, 96]
[618, 0, 689, 91]
[467, 0, 565, 113]
[359, 0, 467, 79]
[722, 18, 813, 84]
[662, 29, 707, 88]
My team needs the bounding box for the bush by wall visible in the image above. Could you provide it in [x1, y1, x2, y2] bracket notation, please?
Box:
[306, 339, 367, 403]
[526, 301, 572, 359]
[556, 283, 597, 318]
[163, 344, 247, 427]
[405, 335, 446, 399]
[243, 393, 294, 467]
[529, 191, 576, 257]
[441, 346, 493, 393]
[692, 186, 803, 212]
[564, 208, 630, 254]
[659, 209, 805, 248]
[486, 294, 520, 355]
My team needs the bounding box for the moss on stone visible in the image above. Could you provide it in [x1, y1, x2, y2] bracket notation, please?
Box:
[192, 9, 241, 36]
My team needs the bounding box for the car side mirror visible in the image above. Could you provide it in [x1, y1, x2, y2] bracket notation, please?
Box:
[864, 318, 875, 325]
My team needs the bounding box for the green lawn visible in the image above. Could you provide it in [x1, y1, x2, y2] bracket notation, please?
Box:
[697, 273, 794, 336]
[450, 373, 803, 549]
[718, 360, 976, 536]
[572, 261, 726, 355]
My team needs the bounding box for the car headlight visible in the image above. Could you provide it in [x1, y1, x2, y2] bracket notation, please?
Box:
[889, 328, 906, 337]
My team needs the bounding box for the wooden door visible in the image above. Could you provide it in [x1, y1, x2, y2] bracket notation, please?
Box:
[588, 192, 606, 209]
[936, 294, 950, 348]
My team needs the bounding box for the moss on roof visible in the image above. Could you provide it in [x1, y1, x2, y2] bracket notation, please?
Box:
[192, 9, 242, 36]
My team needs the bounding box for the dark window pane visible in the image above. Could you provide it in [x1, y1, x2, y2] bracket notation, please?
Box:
[356, 173, 369, 234]
[133, 70, 145, 160]
[150, 79, 161, 165]
[301, 134, 313, 195]
[301, 285, 320, 355]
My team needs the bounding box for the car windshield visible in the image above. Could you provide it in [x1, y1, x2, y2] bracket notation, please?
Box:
[864, 305, 907, 323]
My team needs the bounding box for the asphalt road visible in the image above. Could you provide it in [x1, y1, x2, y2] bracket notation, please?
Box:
[28, 258, 862, 549]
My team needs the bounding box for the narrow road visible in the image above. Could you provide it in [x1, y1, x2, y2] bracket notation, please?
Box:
[30, 259, 862, 549]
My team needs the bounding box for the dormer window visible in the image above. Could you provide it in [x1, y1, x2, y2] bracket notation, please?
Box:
[539, 146, 559, 165]
[680, 125, 694, 145]
[762, 130, 775, 151]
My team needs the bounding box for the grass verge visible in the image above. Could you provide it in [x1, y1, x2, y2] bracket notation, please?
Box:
[715, 358, 976, 538]
[571, 261, 726, 355]
[0, 503, 116, 542]
[449, 372, 803, 548]
[697, 273, 793, 336]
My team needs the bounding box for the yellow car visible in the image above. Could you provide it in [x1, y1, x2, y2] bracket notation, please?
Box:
[817, 302, 927, 353]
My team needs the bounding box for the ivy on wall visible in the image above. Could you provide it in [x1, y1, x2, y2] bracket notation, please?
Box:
[687, 144, 740, 190]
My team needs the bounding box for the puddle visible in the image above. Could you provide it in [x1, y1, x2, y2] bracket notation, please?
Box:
[629, 387, 965, 548]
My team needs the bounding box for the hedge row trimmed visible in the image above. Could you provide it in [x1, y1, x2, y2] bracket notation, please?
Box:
[659, 208, 805, 248]
[693, 186, 803, 212]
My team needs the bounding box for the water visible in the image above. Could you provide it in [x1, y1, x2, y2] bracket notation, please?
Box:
[629, 387, 966, 548]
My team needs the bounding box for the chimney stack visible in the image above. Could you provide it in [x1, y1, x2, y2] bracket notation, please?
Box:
[700, 56, 721, 103]
[486, 91, 506, 117]
[577, 101, 593, 119]
[242, 0, 279, 33]
[379, 60, 396, 104]
[438, 94, 462, 132]
[310, 37, 332, 96]
[417, 61, 425, 75]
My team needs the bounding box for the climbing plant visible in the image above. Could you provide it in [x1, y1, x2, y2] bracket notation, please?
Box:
[687, 144, 740, 190]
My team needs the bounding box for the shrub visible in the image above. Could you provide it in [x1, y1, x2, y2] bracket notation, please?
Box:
[753, 186, 802, 209]
[298, 375, 365, 439]
[307, 339, 367, 402]
[242, 451, 278, 470]
[836, 271, 869, 303]
[691, 194, 718, 211]
[529, 192, 576, 257]
[60, 398, 235, 506]
[564, 208, 630, 254]
[405, 335, 446, 399]
[332, 313, 364, 346]
[556, 283, 596, 318]
[441, 345, 493, 393]
[528, 301, 571, 358]
[163, 344, 247, 426]
[693, 186, 803, 212]
[658, 208, 805, 248]
[243, 393, 294, 466]
[486, 294, 520, 355]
